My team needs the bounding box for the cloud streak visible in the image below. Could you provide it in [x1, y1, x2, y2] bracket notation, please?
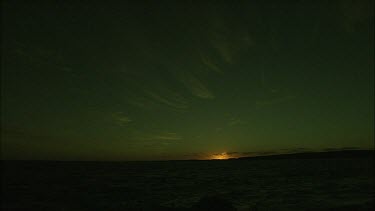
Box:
[152, 132, 182, 141]
[112, 112, 132, 125]
[228, 117, 246, 126]
[256, 95, 296, 107]
[137, 132, 182, 142]
[200, 54, 223, 74]
[144, 90, 189, 110]
[179, 72, 215, 99]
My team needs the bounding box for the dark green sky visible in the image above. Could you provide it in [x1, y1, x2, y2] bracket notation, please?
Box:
[2, 0, 374, 160]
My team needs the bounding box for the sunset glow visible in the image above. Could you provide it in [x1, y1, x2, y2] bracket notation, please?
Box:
[211, 152, 230, 160]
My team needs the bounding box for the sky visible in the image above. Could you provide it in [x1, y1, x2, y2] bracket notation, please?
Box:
[2, 0, 374, 161]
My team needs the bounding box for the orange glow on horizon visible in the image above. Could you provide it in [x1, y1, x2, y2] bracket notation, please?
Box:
[211, 152, 231, 160]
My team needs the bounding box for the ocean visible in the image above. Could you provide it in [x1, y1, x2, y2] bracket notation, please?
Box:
[2, 158, 374, 210]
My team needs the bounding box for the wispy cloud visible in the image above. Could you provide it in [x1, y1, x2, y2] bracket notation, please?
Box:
[179, 72, 215, 99]
[133, 132, 183, 150]
[112, 112, 132, 125]
[228, 117, 246, 126]
[210, 34, 235, 64]
[122, 69, 190, 111]
[137, 132, 182, 142]
[256, 95, 296, 108]
[207, 13, 253, 64]
[200, 54, 223, 74]
[144, 90, 189, 110]
[152, 132, 182, 141]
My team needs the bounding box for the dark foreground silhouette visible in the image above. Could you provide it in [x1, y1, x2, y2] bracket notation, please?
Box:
[2, 193, 374, 210]
[2, 150, 374, 210]
[117, 195, 374, 211]
[234, 150, 374, 160]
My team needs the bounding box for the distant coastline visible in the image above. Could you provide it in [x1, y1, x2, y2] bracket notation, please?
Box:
[231, 149, 374, 160]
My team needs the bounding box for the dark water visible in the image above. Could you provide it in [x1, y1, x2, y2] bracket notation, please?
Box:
[2, 158, 374, 210]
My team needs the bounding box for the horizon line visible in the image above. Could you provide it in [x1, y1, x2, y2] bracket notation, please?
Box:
[2, 149, 373, 162]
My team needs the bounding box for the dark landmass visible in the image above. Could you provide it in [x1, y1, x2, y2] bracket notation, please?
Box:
[233, 150, 374, 161]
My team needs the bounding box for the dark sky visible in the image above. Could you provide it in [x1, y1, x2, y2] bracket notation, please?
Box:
[2, 0, 374, 160]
